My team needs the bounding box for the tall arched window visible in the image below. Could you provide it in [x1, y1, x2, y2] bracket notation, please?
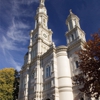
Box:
[69, 20, 73, 30]
[32, 72, 34, 78]
[71, 34, 74, 41]
[46, 65, 51, 78]
[31, 71, 36, 80]
[75, 61, 79, 68]
[23, 76, 26, 88]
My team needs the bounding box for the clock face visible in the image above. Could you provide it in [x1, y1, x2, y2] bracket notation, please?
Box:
[43, 33, 47, 38]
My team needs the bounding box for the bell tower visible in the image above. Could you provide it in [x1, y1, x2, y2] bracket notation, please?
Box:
[29, 0, 53, 59]
[65, 10, 86, 76]
[35, 0, 48, 29]
[65, 10, 86, 46]
[26, 1, 53, 100]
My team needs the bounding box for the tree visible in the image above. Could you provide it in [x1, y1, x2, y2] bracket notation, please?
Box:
[73, 33, 100, 99]
[13, 70, 20, 100]
[0, 68, 20, 100]
[0, 68, 15, 100]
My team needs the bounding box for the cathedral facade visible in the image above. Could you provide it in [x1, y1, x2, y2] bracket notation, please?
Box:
[18, 0, 87, 100]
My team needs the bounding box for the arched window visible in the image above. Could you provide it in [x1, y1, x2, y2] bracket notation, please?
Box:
[31, 71, 36, 79]
[75, 61, 79, 68]
[32, 72, 34, 78]
[46, 65, 51, 78]
[71, 34, 74, 41]
[69, 20, 73, 30]
[23, 76, 26, 88]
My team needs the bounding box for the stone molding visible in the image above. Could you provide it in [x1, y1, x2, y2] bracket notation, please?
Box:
[67, 38, 85, 51]
[58, 76, 71, 79]
[35, 12, 48, 19]
[56, 45, 67, 53]
[65, 26, 85, 36]
[59, 89, 73, 92]
[41, 46, 56, 59]
[56, 53, 67, 57]
[58, 86, 72, 89]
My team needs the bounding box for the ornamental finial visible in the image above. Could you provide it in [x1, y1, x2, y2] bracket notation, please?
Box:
[69, 9, 72, 14]
[40, 0, 45, 6]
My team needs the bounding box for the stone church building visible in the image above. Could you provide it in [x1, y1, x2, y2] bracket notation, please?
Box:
[18, 0, 87, 100]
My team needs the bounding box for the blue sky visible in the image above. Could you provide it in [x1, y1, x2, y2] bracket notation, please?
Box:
[0, 0, 100, 70]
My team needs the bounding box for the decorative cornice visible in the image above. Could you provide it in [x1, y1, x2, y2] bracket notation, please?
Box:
[56, 45, 67, 53]
[41, 46, 56, 59]
[39, 25, 53, 35]
[59, 89, 73, 92]
[28, 45, 32, 49]
[30, 55, 41, 66]
[65, 26, 85, 36]
[56, 53, 67, 57]
[67, 38, 85, 51]
[35, 12, 48, 19]
[58, 76, 71, 79]
[58, 86, 72, 89]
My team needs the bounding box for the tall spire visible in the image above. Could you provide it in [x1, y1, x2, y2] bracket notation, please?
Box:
[40, 0, 45, 6]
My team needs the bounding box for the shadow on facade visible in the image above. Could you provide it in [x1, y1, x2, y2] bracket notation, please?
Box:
[46, 99, 50, 100]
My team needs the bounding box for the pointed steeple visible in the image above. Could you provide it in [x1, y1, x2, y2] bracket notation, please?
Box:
[35, 0, 47, 29]
[66, 9, 80, 31]
[36, 0, 46, 14]
[68, 9, 77, 19]
[65, 9, 86, 45]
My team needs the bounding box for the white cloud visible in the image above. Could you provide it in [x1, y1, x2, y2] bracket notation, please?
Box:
[9, 56, 21, 71]
[0, 16, 29, 52]
[4, 51, 21, 71]
[1, 36, 18, 51]
[0, 0, 40, 70]
[11, 0, 39, 17]
[0, 45, 22, 71]
[7, 19, 29, 43]
[0, 36, 27, 55]
[20, 0, 39, 5]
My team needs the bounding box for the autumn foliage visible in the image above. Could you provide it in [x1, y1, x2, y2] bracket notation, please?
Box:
[73, 33, 100, 99]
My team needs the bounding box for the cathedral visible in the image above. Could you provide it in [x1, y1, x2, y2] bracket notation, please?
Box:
[18, 0, 87, 100]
